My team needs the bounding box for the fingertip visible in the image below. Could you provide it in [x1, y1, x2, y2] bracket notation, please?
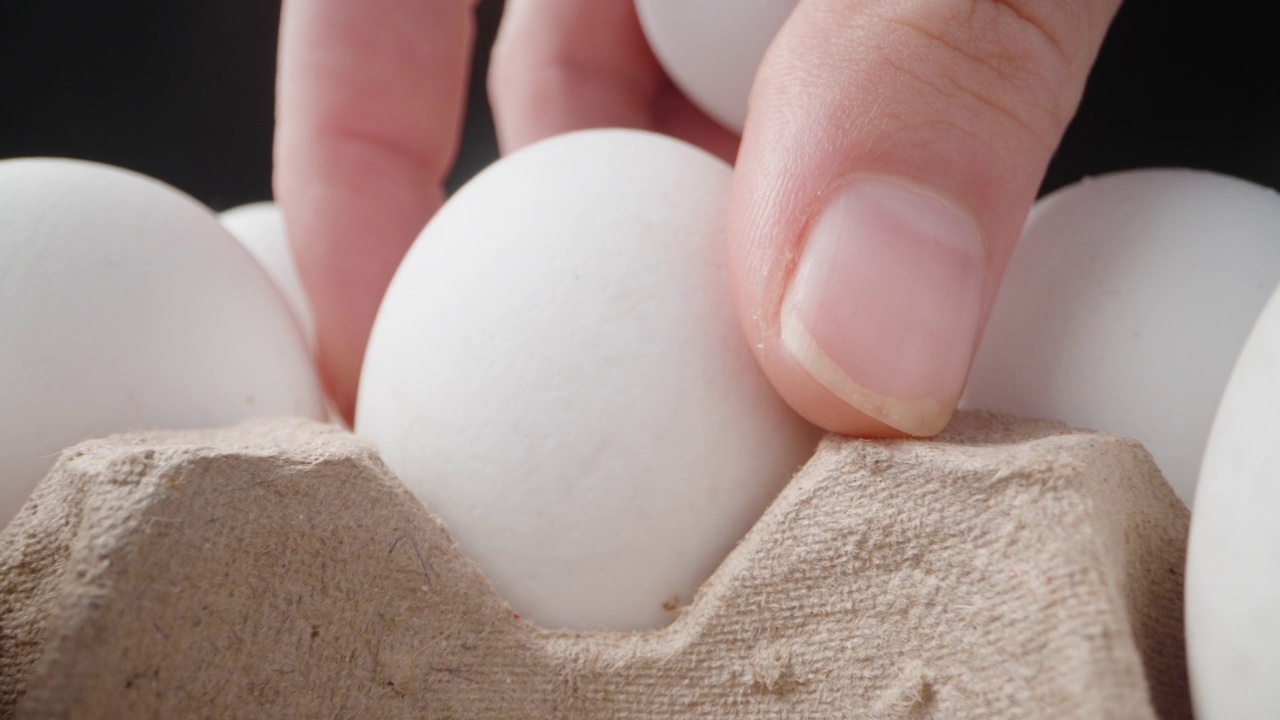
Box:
[727, 0, 1121, 437]
[316, 331, 358, 425]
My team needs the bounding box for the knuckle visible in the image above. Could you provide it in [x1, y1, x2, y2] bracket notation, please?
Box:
[872, 0, 1093, 152]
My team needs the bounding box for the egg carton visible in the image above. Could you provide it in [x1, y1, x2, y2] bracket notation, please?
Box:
[0, 412, 1189, 719]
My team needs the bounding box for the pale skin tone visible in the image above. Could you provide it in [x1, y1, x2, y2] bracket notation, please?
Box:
[275, 0, 1122, 433]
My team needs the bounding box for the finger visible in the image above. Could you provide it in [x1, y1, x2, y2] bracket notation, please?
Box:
[728, 0, 1121, 436]
[274, 0, 476, 422]
[488, 0, 737, 160]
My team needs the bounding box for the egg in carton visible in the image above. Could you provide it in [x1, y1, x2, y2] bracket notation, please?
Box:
[3, 127, 1279, 717]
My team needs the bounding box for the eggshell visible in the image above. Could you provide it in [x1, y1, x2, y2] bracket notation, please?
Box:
[0, 158, 327, 527]
[1186, 281, 1280, 719]
[356, 129, 820, 631]
[219, 201, 315, 348]
[635, 0, 796, 133]
[962, 169, 1280, 505]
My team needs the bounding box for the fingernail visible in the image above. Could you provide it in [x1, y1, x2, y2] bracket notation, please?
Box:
[781, 178, 987, 436]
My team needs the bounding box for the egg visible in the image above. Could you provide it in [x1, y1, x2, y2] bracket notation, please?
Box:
[635, 0, 796, 133]
[0, 158, 327, 527]
[1186, 281, 1280, 719]
[219, 200, 315, 348]
[962, 169, 1280, 505]
[356, 129, 819, 631]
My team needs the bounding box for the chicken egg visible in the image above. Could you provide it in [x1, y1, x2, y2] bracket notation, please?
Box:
[356, 129, 819, 631]
[635, 0, 796, 133]
[0, 158, 327, 527]
[219, 200, 314, 348]
[1187, 279, 1280, 719]
[963, 169, 1280, 505]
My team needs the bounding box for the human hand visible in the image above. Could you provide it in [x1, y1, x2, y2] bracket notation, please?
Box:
[275, 0, 1121, 434]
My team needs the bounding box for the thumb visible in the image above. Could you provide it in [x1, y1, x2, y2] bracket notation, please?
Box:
[729, 0, 1120, 437]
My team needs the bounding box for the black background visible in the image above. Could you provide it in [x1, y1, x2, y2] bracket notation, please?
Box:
[2, 0, 1276, 211]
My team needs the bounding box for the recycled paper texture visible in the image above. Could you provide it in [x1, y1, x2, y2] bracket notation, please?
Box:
[0, 413, 1190, 718]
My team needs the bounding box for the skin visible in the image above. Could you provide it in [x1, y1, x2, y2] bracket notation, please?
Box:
[275, 0, 1122, 433]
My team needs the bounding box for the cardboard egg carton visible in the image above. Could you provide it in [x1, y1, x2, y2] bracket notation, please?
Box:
[0, 412, 1190, 718]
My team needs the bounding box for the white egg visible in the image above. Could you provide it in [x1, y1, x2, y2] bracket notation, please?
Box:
[1186, 280, 1280, 719]
[962, 169, 1280, 505]
[356, 129, 819, 631]
[219, 201, 315, 348]
[635, 0, 796, 134]
[0, 158, 327, 527]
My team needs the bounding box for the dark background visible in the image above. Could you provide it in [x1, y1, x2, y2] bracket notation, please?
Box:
[2, 0, 1276, 211]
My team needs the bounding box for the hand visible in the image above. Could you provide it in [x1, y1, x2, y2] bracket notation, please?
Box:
[275, 0, 1120, 434]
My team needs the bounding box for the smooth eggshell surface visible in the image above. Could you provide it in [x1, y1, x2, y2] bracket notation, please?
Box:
[962, 169, 1280, 505]
[635, 0, 797, 133]
[356, 129, 820, 631]
[1186, 281, 1280, 719]
[219, 201, 315, 348]
[0, 158, 327, 527]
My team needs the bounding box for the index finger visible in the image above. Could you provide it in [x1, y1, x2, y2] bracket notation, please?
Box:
[274, 0, 477, 421]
